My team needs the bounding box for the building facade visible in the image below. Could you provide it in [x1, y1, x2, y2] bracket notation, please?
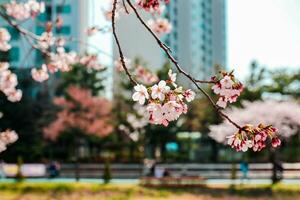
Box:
[0, 0, 89, 68]
[113, 0, 227, 85]
[165, 0, 227, 81]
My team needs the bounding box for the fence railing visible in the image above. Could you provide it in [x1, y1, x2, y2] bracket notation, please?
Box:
[60, 163, 300, 179]
[2, 163, 300, 179]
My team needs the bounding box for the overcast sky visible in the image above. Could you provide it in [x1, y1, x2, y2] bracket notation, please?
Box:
[227, 0, 300, 78]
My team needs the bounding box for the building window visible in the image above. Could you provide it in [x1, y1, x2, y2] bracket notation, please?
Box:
[0, 51, 9, 62]
[35, 50, 44, 65]
[56, 5, 71, 14]
[36, 26, 45, 35]
[5, 26, 19, 40]
[38, 12, 51, 22]
[9, 47, 20, 61]
[56, 26, 71, 35]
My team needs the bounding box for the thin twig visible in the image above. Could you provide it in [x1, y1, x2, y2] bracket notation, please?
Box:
[195, 80, 217, 84]
[125, 0, 242, 130]
[122, 0, 130, 14]
[112, 0, 137, 85]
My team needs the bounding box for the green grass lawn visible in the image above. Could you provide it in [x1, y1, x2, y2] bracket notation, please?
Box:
[0, 182, 300, 200]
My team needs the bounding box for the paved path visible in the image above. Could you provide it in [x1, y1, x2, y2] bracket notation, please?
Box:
[1, 178, 300, 185]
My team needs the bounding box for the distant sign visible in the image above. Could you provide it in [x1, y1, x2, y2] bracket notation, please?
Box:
[3, 164, 18, 177]
[2, 164, 46, 177]
[21, 164, 46, 177]
[166, 142, 178, 152]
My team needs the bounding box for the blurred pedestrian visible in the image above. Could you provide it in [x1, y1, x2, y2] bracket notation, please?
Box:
[47, 161, 60, 178]
[240, 161, 249, 183]
[163, 169, 170, 177]
[155, 166, 164, 178]
[149, 162, 156, 177]
[0, 160, 5, 179]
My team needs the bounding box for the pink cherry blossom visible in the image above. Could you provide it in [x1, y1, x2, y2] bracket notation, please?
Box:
[86, 26, 99, 36]
[44, 86, 113, 141]
[184, 89, 196, 102]
[26, 0, 45, 17]
[0, 28, 11, 51]
[167, 69, 177, 87]
[136, 0, 170, 13]
[210, 100, 300, 152]
[151, 80, 170, 101]
[80, 55, 104, 70]
[5, 0, 30, 20]
[115, 57, 132, 72]
[212, 72, 243, 108]
[134, 66, 158, 85]
[220, 75, 234, 88]
[48, 49, 77, 73]
[4, 0, 44, 21]
[56, 15, 64, 28]
[7, 89, 22, 102]
[0, 129, 18, 153]
[131, 69, 195, 126]
[132, 84, 149, 105]
[31, 64, 49, 82]
[38, 32, 55, 50]
[147, 18, 172, 36]
[0, 62, 22, 102]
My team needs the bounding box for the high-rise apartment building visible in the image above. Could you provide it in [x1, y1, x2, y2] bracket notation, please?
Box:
[113, 0, 227, 82]
[0, 0, 89, 68]
[165, 0, 227, 80]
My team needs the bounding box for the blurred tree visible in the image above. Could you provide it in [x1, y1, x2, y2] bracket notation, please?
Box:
[43, 86, 113, 162]
[43, 59, 111, 162]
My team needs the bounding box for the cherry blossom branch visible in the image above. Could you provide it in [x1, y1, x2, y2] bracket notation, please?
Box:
[112, 0, 137, 85]
[0, 8, 39, 40]
[0, 10, 47, 55]
[195, 80, 217, 84]
[125, 0, 242, 130]
[122, 0, 130, 14]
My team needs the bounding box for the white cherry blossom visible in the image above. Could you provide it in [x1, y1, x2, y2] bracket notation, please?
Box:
[0, 28, 11, 51]
[151, 80, 170, 101]
[132, 84, 149, 105]
[31, 64, 49, 82]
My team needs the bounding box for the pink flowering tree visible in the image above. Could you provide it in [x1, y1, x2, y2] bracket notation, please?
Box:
[209, 100, 300, 152]
[209, 100, 300, 183]
[44, 86, 113, 141]
[0, 0, 283, 154]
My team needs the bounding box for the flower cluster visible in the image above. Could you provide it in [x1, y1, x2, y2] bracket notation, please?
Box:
[86, 26, 100, 36]
[48, 48, 77, 72]
[132, 69, 195, 126]
[136, 0, 170, 13]
[0, 62, 22, 102]
[135, 66, 159, 85]
[0, 130, 18, 153]
[227, 124, 280, 152]
[147, 18, 172, 36]
[5, 0, 45, 21]
[0, 28, 11, 51]
[31, 51, 105, 82]
[80, 55, 104, 70]
[211, 72, 243, 108]
[38, 32, 55, 50]
[115, 57, 158, 85]
[31, 64, 49, 82]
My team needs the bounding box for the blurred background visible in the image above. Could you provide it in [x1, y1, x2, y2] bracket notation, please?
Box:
[0, 0, 299, 199]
